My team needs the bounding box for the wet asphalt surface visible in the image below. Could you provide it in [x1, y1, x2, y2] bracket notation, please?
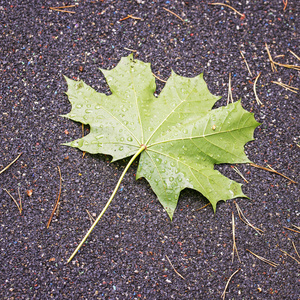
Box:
[0, 0, 299, 299]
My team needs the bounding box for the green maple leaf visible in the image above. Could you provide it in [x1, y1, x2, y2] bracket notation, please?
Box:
[62, 54, 260, 262]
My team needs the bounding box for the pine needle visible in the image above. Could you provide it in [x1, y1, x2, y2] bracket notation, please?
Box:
[18, 187, 22, 213]
[152, 72, 167, 83]
[273, 61, 300, 71]
[0, 153, 23, 175]
[246, 249, 278, 267]
[250, 163, 297, 184]
[240, 51, 253, 76]
[234, 201, 263, 234]
[232, 212, 241, 263]
[209, 3, 244, 18]
[47, 166, 62, 228]
[265, 44, 300, 71]
[165, 255, 185, 280]
[265, 43, 277, 72]
[288, 49, 300, 61]
[162, 7, 185, 22]
[227, 73, 233, 104]
[279, 249, 300, 265]
[196, 203, 211, 211]
[283, 226, 300, 234]
[221, 268, 240, 300]
[119, 14, 142, 21]
[124, 47, 137, 52]
[86, 209, 96, 224]
[253, 72, 262, 105]
[4, 189, 22, 215]
[292, 224, 300, 231]
[271, 81, 298, 93]
[49, 7, 76, 13]
[292, 241, 300, 259]
[283, 0, 288, 11]
[231, 166, 249, 183]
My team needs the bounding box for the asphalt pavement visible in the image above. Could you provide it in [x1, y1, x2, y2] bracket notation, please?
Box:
[0, 1, 299, 299]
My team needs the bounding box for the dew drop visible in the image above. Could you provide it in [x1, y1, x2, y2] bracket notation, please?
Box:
[95, 105, 101, 109]
[85, 109, 92, 114]
[76, 104, 82, 109]
[71, 141, 78, 147]
[119, 146, 124, 151]
[169, 177, 174, 182]
[127, 137, 133, 142]
[170, 162, 175, 167]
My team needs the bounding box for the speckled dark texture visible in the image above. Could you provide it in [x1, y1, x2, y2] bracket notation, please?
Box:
[0, 1, 299, 299]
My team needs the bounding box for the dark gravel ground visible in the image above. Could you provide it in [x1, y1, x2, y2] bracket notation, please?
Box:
[0, 0, 299, 299]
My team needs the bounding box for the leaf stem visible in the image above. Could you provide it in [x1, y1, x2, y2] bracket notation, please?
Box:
[67, 145, 146, 263]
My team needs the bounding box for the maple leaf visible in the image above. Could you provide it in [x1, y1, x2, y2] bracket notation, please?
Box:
[62, 54, 260, 261]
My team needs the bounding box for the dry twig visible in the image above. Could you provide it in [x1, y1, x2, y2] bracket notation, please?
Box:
[162, 7, 185, 22]
[240, 51, 253, 76]
[221, 268, 240, 300]
[165, 255, 185, 280]
[250, 163, 297, 184]
[4, 188, 22, 215]
[271, 81, 298, 93]
[253, 72, 262, 105]
[234, 201, 263, 234]
[47, 166, 62, 228]
[0, 153, 23, 175]
[232, 212, 241, 263]
[246, 249, 278, 267]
